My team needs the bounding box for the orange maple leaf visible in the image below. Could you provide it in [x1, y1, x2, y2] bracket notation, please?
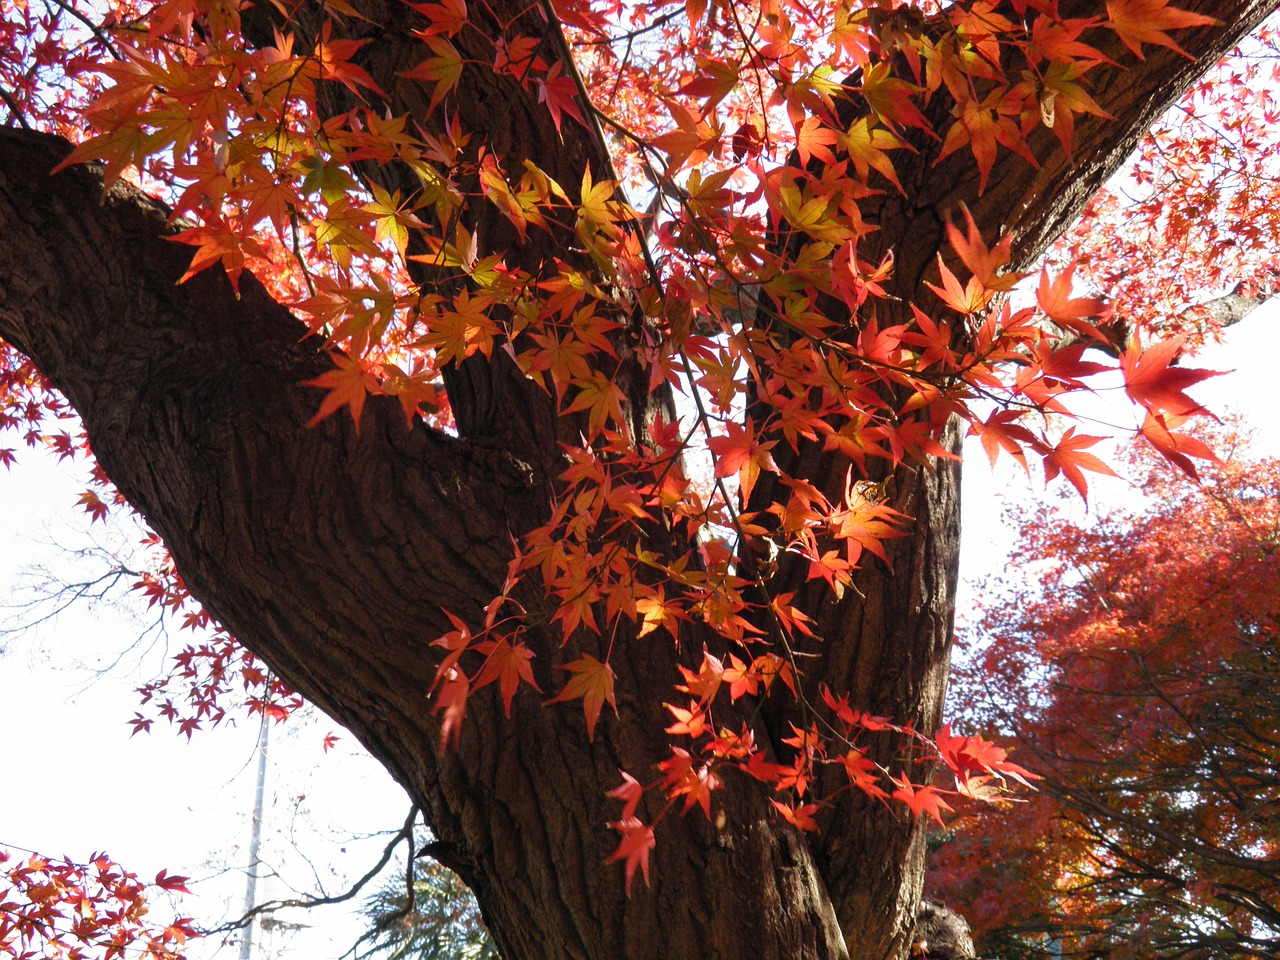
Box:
[926, 256, 992, 315]
[546, 654, 616, 740]
[472, 636, 539, 716]
[771, 799, 821, 832]
[1036, 265, 1109, 339]
[1106, 0, 1218, 60]
[304, 353, 380, 431]
[945, 204, 1020, 292]
[405, 0, 467, 36]
[432, 667, 470, 751]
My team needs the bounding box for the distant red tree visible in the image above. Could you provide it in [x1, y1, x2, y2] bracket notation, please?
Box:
[930, 426, 1280, 960]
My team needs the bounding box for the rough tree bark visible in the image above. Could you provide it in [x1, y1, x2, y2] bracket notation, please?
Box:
[0, 0, 1272, 957]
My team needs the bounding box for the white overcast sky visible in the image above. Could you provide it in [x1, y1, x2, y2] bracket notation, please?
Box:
[1, 304, 1278, 959]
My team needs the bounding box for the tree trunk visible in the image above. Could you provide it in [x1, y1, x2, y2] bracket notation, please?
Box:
[0, 0, 1272, 956]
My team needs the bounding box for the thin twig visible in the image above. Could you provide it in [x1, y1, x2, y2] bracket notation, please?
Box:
[209, 805, 420, 934]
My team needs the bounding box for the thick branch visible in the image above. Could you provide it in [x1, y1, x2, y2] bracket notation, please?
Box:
[0, 123, 520, 932]
[0, 128, 850, 960]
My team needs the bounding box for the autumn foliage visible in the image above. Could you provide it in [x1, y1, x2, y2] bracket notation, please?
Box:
[931, 429, 1280, 959]
[0, 850, 195, 960]
[1, 0, 1278, 951]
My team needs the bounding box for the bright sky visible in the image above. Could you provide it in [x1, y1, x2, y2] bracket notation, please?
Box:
[0, 458, 411, 957]
[2, 303, 1278, 959]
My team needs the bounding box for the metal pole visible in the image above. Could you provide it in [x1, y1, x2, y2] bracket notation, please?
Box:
[239, 720, 270, 960]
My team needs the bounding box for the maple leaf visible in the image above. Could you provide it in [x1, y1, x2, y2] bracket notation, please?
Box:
[406, 0, 467, 36]
[829, 474, 908, 567]
[380, 363, 441, 427]
[77, 490, 110, 524]
[546, 655, 616, 740]
[890, 776, 954, 827]
[563, 370, 626, 439]
[473, 636, 539, 716]
[794, 115, 839, 167]
[860, 62, 930, 132]
[430, 610, 476, 690]
[432, 667, 470, 750]
[946, 205, 1020, 292]
[304, 353, 380, 431]
[399, 37, 464, 113]
[608, 770, 644, 820]
[771, 799, 821, 832]
[361, 183, 424, 257]
[665, 701, 708, 738]
[935, 723, 1038, 788]
[706, 421, 779, 502]
[538, 60, 587, 133]
[311, 21, 385, 96]
[1106, 0, 1218, 59]
[926, 256, 992, 315]
[839, 748, 889, 801]
[1039, 427, 1120, 501]
[659, 747, 720, 817]
[605, 818, 655, 896]
[1138, 410, 1220, 479]
[968, 409, 1037, 473]
[1036, 265, 1109, 339]
[1121, 335, 1220, 417]
[678, 56, 739, 109]
[675, 651, 724, 703]
[322, 732, 341, 752]
[635, 592, 684, 639]
[172, 217, 270, 292]
[153, 870, 190, 894]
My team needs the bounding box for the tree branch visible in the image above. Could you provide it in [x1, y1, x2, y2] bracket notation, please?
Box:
[212, 806, 420, 934]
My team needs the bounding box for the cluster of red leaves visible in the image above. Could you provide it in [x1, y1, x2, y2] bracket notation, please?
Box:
[0, 848, 196, 960]
[0, 0, 1261, 897]
[1050, 19, 1280, 345]
[929, 426, 1280, 957]
[129, 536, 303, 737]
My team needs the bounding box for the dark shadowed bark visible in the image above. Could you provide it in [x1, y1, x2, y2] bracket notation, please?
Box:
[0, 0, 1273, 956]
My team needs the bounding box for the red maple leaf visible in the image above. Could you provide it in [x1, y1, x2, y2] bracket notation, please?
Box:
[890, 776, 954, 827]
[1036, 265, 1109, 339]
[771, 799, 822, 832]
[538, 60, 586, 133]
[608, 770, 644, 820]
[1039, 427, 1120, 501]
[153, 870, 191, 894]
[473, 636, 539, 716]
[1138, 410, 1221, 479]
[605, 818, 655, 896]
[1121, 335, 1220, 417]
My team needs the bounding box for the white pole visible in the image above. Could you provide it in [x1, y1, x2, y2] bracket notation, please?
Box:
[239, 720, 270, 960]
